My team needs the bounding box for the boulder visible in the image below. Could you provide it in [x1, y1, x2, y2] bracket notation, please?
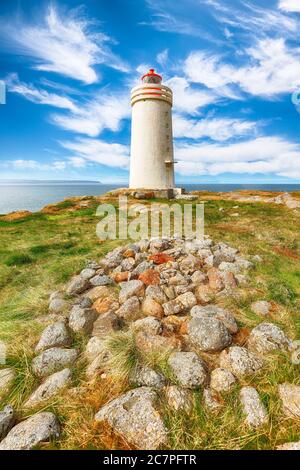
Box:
[194, 284, 213, 304]
[24, 369, 72, 408]
[131, 316, 162, 335]
[145, 285, 168, 304]
[94, 387, 167, 450]
[49, 298, 67, 314]
[131, 366, 165, 388]
[0, 412, 60, 450]
[164, 385, 193, 412]
[168, 352, 208, 388]
[190, 305, 238, 334]
[278, 383, 300, 418]
[68, 306, 97, 335]
[240, 386, 268, 428]
[85, 286, 111, 302]
[89, 274, 113, 287]
[203, 388, 222, 412]
[187, 317, 232, 353]
[35, 321, 72, 352]
[207, 268, 224, 292]
[85, 337, 107, 362]
[219, 346, 263, 377]
[163, 292, 197, 316]
[80, 268, 96, 280]
[248, 322, 290, 355]
[0, 405, 15, 440]
[32, 348, 78, 377]
[139, 269, 160, 286]
[131, 261, 152, 277]
[210, 368, 236, 392]
[190, 271, 206, 286]
[92, 311, 120, 338]
[136, 331, 181, 355]
[116, 296, 140, 321]
[119, 280, 145, 303]
[92, 294, 119, 314]
[142, 297, 164, 318]
[66, 275, 89, 296]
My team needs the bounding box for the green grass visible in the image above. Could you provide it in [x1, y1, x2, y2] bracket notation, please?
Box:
[0, 193, 299, 449]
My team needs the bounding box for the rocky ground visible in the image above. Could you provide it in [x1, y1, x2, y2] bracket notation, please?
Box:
[0, 235, 299, 450]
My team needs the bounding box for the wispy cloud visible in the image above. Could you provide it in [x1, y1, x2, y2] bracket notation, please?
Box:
[165, 77, 217, 114]
[60, 138, 129, 168]
[5, 159, 66, 171]
[1, 4, 129, 84]
[6, 73, 77, 111]
[175, 136, 300, 178]
[279, 0, 300, 13]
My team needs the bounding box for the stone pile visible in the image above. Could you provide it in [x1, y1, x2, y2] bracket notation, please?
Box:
[0, 236, 299, 450]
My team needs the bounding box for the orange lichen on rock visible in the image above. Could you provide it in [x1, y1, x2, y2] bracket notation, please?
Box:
[138, 269, 160, 285]
[149, 253, 174, 265]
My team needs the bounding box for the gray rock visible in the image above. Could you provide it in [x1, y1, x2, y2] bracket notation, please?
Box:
[95, 387, 167, 450]
[85, 337, 106, 362]
[149, 239, 169, 253]
[191, 271, 206, 286]
[116, 296, 140, 321]
[131, 261, 152, 277]
[78, 296, 93, 308]
[240, 386, 268, 428]
[49, 298, 67, 314]
[277, 441, 300, 450]
[0, 412, 60, 450]
[121, 257, 136, 271]
[190, 305, 238, 334]
[80, 268, 96, 280]
[66, 275, 89, 296]
[131, 366, 165, 388]
[251, 301, 271, 316]
[187, 317, 232, 353]
[278, 383, 300, 418]
[235, 257, 253, 270]
[145, 285, 168, 304]
[86, 348, 111, 379]
[0, 368, 15, 398]
[203, 388, 222, 412]
[0, 405, 15, 440]
[163, 292, 197, 316]
[92, 311, 121, 337]
[90, 274, 113, 287]
[24, 369, 72, 408]
[119, 280, 145, 303]
[248, 322, 290, 355]
[32, 348, 78, 377]
[168, 352, 208, 388]
[210, 368, 236, 392]
[219, 346, 263, 377]
[68, 305, 97, 335]
[35, 321, 72, 352]
[131, 316, 162, 335]
[218, 262, 240, 274]
[164, 385, 193, 412]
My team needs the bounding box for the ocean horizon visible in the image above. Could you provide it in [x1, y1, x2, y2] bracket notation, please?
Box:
[1, 181, 300, 214]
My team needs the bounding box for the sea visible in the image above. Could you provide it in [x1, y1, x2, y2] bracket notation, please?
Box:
[1, 181, 300, 215]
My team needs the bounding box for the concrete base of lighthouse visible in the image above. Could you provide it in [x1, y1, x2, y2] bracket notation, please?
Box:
[131, 187, 185, 200]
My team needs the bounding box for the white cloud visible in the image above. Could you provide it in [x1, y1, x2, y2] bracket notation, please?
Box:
[1, 5, 129, 84]
[173, 115, 256, 141]
[60, 138, 129, 168]
[52, 92, 130, 137]
[6, 73, 77, 111]
[279, 0, 300, 13]
[8, 159, 66, 171]
[184, 38, 300, 98]
[68, 156, 86, 168]
[174, 136, 300, 178]
[165, 76, 217, 114]
[156, 49, 169, 66]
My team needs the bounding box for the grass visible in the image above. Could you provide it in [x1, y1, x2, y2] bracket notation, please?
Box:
[0, 192, 299, 449]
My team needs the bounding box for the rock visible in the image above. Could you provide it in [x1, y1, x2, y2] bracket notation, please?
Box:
[168, 272, 188, 286]
[207, 268, 224, 292]
[277, 441, 300, 450]
[90, 274, 113, 287]
[162, 285, 176, 300]
[121, 257, 136, 271]
[100, 250, 123, 269]
[164, 385, 193, 412]
[24, 369, 72, 408]
[92, 293, 119, 314]
[86, 347, 111, 379]
[149, 253, 174, 265]
[85, 286, 111, 302]
[210, 368, 236, 392]
[149, 239, 170, 253]
[163, 292, 197, 316]
[49, 297, 67, 313]
[66, 275, 89, 296]
[136, 331, 181, 354]
[92, 311, 121, 337]
[95, 387, 167, 450]
[168, 352, 207, 388]
[68, 306, 97, 335]
[80, 268, 96, 280]
[235, 257, 253, 270]
[35, 321, 72, 352]
[248, 322, 290, 355]
[194, 284, 213, 304]
[32, 348, 78, 377]
[131, 366, 165, 388]
[220, 271, 238, 289]
[219, 346, 263, 377]
[191, 271, 206, 286]
[85, 337, 106, 362]
[0, 405, 15, 440]
[179, 254, 200, 274]
[78, 296, 93, 308]
[162, 315, 187, 334]
[278, 383, 300, 418]
[119, 280, 145, 303]
[138, 269, 160, 286]
[131, 316, 162, 335]
[190, 305, 238, 334]
[240, 386, 268, 428]
[142, 297, 164, 318]
[145, 285, 168, 304]
[218, 262, 240, 274]
[251, 301, 271, 316]
[187, 317, 232, 353]
[203, 388, 222, 412]
[0, 369, 15, 398]
[112, 271, 129, 283]
[0, 412, 60, 450]
[116, 296, 140, 321]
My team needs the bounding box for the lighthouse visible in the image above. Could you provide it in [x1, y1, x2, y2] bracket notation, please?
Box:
[129, 69, 175, 192]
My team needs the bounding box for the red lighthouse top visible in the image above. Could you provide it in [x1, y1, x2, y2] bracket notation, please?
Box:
[141, 68, 162, 84]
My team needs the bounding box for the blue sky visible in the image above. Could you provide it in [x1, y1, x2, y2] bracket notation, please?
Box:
[0, 0, 300, 183]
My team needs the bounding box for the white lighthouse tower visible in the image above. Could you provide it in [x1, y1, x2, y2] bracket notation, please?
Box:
[129, 69, 175, 193]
